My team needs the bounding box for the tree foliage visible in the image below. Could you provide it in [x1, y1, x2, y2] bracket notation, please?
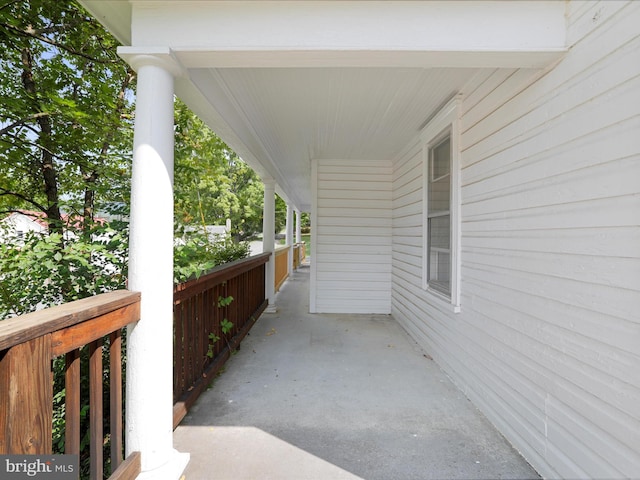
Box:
[0, 223, 127, 316]
[174, 98, 285, 240]
[0, 0, 135, 231]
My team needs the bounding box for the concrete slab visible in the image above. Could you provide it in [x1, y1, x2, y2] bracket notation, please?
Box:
[174, 265, 540, 480]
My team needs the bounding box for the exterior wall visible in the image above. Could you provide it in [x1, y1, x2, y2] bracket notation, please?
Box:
[0, 213, 46, 244]
[391, 2, 640, 479]
[312, 159, 392, 313]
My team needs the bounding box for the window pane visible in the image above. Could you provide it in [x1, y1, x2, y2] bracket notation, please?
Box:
[431, 137, 450, 180]
[428, 249, 450, 295]
[428, 175, 450, 214]
[429, 215, 450, 249]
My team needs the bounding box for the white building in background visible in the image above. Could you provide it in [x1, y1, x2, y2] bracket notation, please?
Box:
[0, 211, 49, 245]
[79, 1, 640, 479]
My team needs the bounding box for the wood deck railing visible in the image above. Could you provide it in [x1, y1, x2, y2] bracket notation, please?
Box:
[274, 245, 289, 292]
[0, 291, 142, 480]
[293, 242, 306, 269]
[172, 252, 270, 427]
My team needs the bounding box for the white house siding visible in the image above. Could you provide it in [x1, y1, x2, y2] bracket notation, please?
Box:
[391, 2, 640, 479]
[312, 159, 392, 313]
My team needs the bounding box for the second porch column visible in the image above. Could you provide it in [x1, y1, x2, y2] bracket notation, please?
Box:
[295, 209, 302, 244]
[263, 179, 276, 312]
[286, 203, 294, 275]
[125, 53, 188, 479]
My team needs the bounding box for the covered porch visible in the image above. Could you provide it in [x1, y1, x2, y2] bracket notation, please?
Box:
[174, 264, 539, 480]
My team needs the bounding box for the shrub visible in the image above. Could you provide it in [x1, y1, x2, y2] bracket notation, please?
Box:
[174, 227, 251, 283]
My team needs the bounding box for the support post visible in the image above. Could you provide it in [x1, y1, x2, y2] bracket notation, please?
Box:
[263, 179, 276, 312]
[0, 337, 52, 454]
[286, 203, 294, 275]
[295, 209, 302, 245]
[123, 51, 188, 479]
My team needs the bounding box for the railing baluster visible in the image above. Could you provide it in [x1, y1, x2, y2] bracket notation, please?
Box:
[174, 303, 183, 403]
[65, 348, 81, 455]
[90, 339, 103, 480]
[109, 330, 123, 471]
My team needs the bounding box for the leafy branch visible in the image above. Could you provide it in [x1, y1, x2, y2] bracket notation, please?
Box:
[0, 21, 121, 65]
[206, 296, 235, 359]
[0, 111, 57, 136]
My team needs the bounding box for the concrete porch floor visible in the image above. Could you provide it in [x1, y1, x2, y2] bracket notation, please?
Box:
[173, 264, 539, 480]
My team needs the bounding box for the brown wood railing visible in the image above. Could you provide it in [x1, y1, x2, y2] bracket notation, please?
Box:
[173, 253, 270, 427]
[293, 242, 306, 269]
[293, 244, 301, 269]
[0, 291, 142, 480]
[274, 245, 289, 292]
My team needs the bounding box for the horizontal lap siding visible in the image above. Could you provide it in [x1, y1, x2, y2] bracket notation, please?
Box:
[314, 160, 392, 313]
[391, 1, 640, 478]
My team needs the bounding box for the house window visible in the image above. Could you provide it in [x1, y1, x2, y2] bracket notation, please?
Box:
[422, 95, 461, 312]
[427, 134, 451, 296]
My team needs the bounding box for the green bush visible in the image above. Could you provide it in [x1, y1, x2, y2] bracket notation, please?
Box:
[0, 223, 128, 319]
[173, 227, 251, 283]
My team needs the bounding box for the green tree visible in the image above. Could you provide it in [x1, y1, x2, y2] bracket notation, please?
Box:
[174, 99, 232, 226]
[0, 5, 134, 477]
[174, 98, 285, 242]
[0, 0, 134, 233]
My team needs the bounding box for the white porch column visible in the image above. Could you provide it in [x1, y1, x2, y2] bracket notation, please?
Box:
[295, 209, 302, 244]
[286, 203, 294, 275]
[124, 52, 189, 479]
[263, 179, 276, 312]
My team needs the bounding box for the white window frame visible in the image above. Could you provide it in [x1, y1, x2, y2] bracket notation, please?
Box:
[421, 95, 461, 313]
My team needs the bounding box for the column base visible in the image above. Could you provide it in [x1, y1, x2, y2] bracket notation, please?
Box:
[264, 304, 277, 314]
[136, 449, 190, 480]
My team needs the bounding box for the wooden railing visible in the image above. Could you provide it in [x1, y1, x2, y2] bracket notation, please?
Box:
[274, 245, 289, 292]
[0, 291, 142, 480]
[293, 242, 306, 269]
[173, 252, 270, 427]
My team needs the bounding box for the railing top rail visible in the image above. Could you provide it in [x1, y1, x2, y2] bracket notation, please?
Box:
[0, 290, 140, 351]
[174, 252, 271, 302]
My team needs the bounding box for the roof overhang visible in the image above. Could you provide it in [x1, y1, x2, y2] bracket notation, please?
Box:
[80, 0, 568, 211]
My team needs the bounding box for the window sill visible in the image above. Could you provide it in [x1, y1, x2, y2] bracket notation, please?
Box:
[425, 286, 461, 314]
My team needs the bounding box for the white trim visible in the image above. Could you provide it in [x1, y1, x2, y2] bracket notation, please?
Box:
[286, 203, 294, 275]
[421, 94, 462, 312]
[263, 179, 277, 313]
[309, 159, 318, 313]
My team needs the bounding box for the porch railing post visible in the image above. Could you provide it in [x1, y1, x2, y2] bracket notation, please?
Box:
[0, 336, 52, 454]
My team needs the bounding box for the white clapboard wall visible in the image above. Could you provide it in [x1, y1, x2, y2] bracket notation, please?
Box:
[311, 159, 393, 313]
[391, 1, 640, 478]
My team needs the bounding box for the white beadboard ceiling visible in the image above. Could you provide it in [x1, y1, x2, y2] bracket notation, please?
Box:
[187, 66, 479, 211]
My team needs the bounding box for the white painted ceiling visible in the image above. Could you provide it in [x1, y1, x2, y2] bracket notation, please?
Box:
[187, 66, 479, 210]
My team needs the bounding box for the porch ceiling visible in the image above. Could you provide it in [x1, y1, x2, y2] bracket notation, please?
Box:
[80, 0, 567, 211]
[185, 66, 478, 211]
